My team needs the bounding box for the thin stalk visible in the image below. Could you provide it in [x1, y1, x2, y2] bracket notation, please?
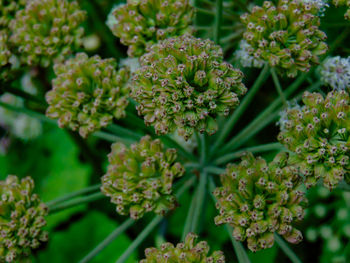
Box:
[0, 100, 56, 125]
[226, 225, 251, 263]
[214, 142, 284, 165]
[46, 184, 101, 208]
[200, 134, 208, 165]
[220, 30, 244, 44]
[217, 75, 318, 155]
[208, 178, 250, 263]
[159, 135, 197, 162]
[2, 84, 47, 105]
[182, 188, 197, 240]
[79, 218, 135, 263]
[107, 123, 142, 140]
[49, 192, 106, 214]
[214, 0, 223, 45]
[271, 68, 287, 107]
[274, 234, 302, 263]
[190, 171, 208, 233]
[205, 166, 225, 175]
[93, 131, 133, 143]
[211, 64, 270, 155]
[115, 216, 163, 263]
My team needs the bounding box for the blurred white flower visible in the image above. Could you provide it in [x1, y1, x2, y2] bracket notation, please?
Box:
[120, 57, 140, 73]
[303, 0, 329, 13]
[320, 56, 350, 90]
[235, 40, 264, 68]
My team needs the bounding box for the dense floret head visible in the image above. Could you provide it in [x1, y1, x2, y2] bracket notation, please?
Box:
[241, 0, 328, 77]
[140, 232, 225, 263]
[46, 53, 130, 138]
[132, 35, 247, 140]
[101, 135, 185, 220]
[214, 152, 306, 252]
[0, 175, 48, 263]
[107, 0, 194, 57]
[278, 90, 350, 190]
[9, 0, 86, 66]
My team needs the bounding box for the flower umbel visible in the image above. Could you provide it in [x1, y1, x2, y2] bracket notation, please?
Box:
[46, 53, 130, 138]
[9, 0, 86, 67]
[0, 175, 48, 263]
[241, 0, 328, 77]
[320, 56, 350, 90]
[101, 136, 185, 220]
[140, 232, 225, 263]
[214, 152, 306, 252]
[132, 35, 247, 140]
[278, 90, 350, 189]
[107, 0, 194, 57]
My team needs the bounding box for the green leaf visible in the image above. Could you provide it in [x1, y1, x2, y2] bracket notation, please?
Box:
[37, 211, 136, 263]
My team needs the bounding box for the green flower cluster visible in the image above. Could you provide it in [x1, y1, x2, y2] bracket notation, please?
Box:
[0, 0, 26, 28]
[101, 135, 185, 220]
[140, 233, 225, 263]
[132, 35, 246, 140]
[241, 0, 328, 77]
[333, 0, 350, 20]
[9, 0, 86, 67]
[46, 53, 130, 138]
[107, 0, 194, 57]
[278, 90, 350, 190]
[0, 175, 48, 263]
[214, 152, 306, 252]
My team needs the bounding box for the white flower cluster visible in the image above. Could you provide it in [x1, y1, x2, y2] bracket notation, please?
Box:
[320, 56, 350, 90]
[0, 74, 42, 140]
[277, 101, 303, 132]
[303, 0, 329, 13]
[235, 40, 264, 68]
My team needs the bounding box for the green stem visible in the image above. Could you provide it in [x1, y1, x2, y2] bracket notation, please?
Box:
[217, 75, 318, 155]
[181, 188, 197, 240]
[79, 218, 135, 263]
[226, 225, 251, 263]
[116, 216, 163, 263]
[107, 123, 142, 140]
[211, 64, 270, 155]
[2, 84, 47, 105]
[214, 0, 223, 45]
[271, 68, 287, 107]
[46, 184, 102, 208]
[205, 166, 225, 175]
[190, 171, 208, 233]
[49, 192, 106, 214]
[214, 142, 284, 165]
[93, 131, 133, 143]
[274, 234, 302, 263]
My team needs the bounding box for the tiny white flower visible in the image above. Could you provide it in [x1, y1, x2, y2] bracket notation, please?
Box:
[277, 101, 303, 131]
[235, 40, 264, 68]
[320, 56, 350, 90]
[302, 0, 329, 14]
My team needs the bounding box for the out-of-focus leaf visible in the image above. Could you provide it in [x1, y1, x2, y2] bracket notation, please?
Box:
[37, 211, 136, 263]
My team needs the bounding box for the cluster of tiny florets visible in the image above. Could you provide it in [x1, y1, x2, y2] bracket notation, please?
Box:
[132, 35, 247, 140]
[214, 152, 306, 252]
[278, 90, 350, 190]
[101, 135, 185, 220]
[241, 0, 328, 77]
[320, 56, 350, 90]
[140, 233, 225, 263]
[45, 53, 130, 138]
[0, 0, 26, 28]
[0, 175, 48, 263]
[332, 0, 350, 19]
[107, 0, 194, 57]
[9, 0, 86, 67]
